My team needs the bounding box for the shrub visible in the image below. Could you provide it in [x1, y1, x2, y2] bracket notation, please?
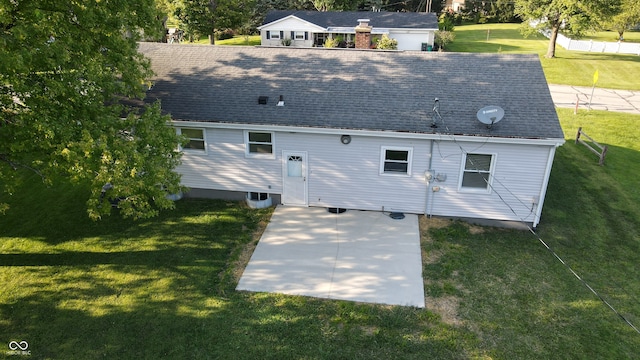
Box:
[376, 34, 398, 50]
[281, 38, 292, 46]
[323, 37, 339, 48]
[215, 29, 235, 40]
[435, 30, 456, 51]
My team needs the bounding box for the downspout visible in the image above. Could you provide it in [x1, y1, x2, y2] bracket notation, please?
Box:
[533, 144, 560, 228]
[425, 139, 434, 217]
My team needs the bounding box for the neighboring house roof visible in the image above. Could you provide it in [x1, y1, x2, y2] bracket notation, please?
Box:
[261, 10, 438, 30]
[138, 43, 564, 140]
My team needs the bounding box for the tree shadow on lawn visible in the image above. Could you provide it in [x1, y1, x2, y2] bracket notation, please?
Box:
[0, 175, 471, 358]
[0, 273, 468, 359]
[0, 172, 258, 247]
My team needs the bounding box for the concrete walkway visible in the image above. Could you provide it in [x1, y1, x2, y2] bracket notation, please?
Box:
[237, 206, 425, 308]
[549, 84, 640, 114]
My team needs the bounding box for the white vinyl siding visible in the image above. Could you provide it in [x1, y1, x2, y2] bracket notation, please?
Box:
[174, 126, 557, 225]
[259, 17, 322, 47]
[178, 128, 280, 194]
[429, 141, 552, 224]
[303, 137, 425, 213]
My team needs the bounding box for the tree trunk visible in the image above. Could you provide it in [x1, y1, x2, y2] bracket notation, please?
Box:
[208, 0, 216, 45]
[545, 22, 560, 58]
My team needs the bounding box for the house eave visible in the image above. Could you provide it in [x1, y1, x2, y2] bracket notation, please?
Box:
[258, 15, 326, 32]
[170, 120, 565, 146]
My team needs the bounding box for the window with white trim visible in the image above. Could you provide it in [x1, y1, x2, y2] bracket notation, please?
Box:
[245, 131, 274, 158]
[460, 153, 494, 191]
[380, 146, 412, 175]
[177, 128, 206, 153]
[295, 31, 306, 40]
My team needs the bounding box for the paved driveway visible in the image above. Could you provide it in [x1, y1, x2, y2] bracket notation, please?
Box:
[549, 84, 640, 114]
[237, 206, 425, 308]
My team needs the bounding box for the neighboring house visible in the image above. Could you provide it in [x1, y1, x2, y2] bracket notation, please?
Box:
[444, 0, 465, 12]
[258, 10, 438, 51]
[138, 43, 564, 228]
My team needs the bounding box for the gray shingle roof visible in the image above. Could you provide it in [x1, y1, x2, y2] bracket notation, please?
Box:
[262, 10, 438, 29]
[138, 43, 564, 140]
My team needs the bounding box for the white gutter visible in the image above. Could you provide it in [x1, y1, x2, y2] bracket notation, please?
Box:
[171, 120, 566, 147]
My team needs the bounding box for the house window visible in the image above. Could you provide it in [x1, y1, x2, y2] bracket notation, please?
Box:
[177, 128, 206, 153]
[248, 192, 269, 201]
[460, 153, 494, 191]
[267, 31, 283, 40]
[380, 146, 412, 175]
[245, 131, 274, 158]
[295, 31, 306, 40]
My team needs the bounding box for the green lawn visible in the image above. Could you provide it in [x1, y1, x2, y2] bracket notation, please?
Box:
[2, 110, 640, 358]
[587, 30, 640, 43]
[216, 35, 261, 46]
[180, 35, 261, 46]
[448, 24, 640, 90]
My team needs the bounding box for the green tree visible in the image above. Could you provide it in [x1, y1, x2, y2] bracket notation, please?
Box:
[174, 0, 249, 44]
[515, 0, 622, 58]
[462, 0, 492, 23]
[313, 0, 360, 11]
[0, 0, 184, 219]
[607, 0, 640, 40]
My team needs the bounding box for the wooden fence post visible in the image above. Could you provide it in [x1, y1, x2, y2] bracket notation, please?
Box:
[575, 127, 608, 165]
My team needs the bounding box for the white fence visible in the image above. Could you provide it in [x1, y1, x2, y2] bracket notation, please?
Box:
[538, 28, 640, 56]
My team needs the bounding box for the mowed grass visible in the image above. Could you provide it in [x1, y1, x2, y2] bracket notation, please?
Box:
[2, 110, 640, 358]
[448, 23, 640, 90]
[0, 176, 472, 359]
[216, 35, 261, 46]
[423, 109, 640, 358]
[587, 30, 640, 43]
[181, 35, 261, 46]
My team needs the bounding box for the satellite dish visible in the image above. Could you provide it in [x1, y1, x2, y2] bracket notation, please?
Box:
[476, 106, 505, 128]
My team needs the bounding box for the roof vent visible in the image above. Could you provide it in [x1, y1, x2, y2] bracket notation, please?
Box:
[258, 96, 268, 105]
[277, 95, 284, 107]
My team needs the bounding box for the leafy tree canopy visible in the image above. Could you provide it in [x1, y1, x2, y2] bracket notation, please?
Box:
[515, 0, 622, 58]
[607, 0, 640, 40]
[174, 0, 251, 43]
[0, 0, 184, 219]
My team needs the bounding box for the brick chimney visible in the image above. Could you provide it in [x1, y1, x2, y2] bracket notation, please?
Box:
[355, 19, 372, 49]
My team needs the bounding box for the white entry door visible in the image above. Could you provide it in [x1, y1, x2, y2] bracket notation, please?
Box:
[282, 151, 308, 206]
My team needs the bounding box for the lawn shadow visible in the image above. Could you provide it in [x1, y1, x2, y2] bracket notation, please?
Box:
[0, 268, 467, 359]
[0, 171, 261, 247]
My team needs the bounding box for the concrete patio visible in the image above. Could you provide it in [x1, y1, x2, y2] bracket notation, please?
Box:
[237, 206, 425, 308]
